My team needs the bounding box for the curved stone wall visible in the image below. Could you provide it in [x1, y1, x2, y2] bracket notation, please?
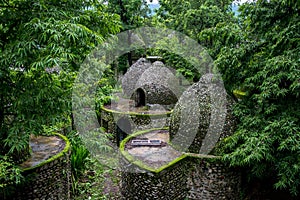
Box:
[120, 156, 190, 200]
[187, 156, 241, 200]
[120, 156, 241, 200]
[2, 133, 71, 200]
[120, 129, 241, 200]
[99, 106, 171, 144]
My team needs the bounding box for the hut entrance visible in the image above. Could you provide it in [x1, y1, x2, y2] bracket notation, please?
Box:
[135, 88, 146, 107]
[116, 117, 131, 146]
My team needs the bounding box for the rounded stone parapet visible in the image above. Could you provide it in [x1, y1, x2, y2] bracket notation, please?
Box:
[2, 133, 71, 200]
[119, 128, 241, 200]
[99, 105, 172, 145]
[119, 128, 189, 200]
[186, 154, 241, 200]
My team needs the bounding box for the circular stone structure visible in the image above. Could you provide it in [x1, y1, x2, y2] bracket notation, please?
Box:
[1, 133, 71, 200]
[119, 128, 241, 200]
[120, 129, 190, 200]
[99, 95, 172, 145]
[133, 61, 183, 106]
[169, 73, 236, 154]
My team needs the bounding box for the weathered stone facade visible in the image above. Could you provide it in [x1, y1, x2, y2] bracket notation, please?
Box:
[187, 157, 241, 200]
[120, 155, 190, 200]
[169, 73, 236, 154]
[121, 58, 152, 98]
[1, 134, 71, 200]
[120, 129, 241, 200]
[120, 152, 241, 200]
[122, 59, 186, 107]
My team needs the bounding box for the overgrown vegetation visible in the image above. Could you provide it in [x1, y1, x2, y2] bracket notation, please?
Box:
[0, 0, 299, 198]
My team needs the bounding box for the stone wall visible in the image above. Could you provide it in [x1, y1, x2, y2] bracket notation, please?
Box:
[120, 155, 241, 200]
[169, 73, 237, 154]
[187, 156, 241, 200]
[120, 156, 190, 200]
[2, 134, 71, 200]
[99, 106, 170, 144]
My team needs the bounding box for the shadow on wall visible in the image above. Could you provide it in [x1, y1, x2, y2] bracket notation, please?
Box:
[116, 117, 132, 146]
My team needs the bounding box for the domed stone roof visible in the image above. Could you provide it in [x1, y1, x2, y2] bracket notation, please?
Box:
[169, 73, 236, 154]
[122, 59, 187, 107]
[121, 58, 152, 97]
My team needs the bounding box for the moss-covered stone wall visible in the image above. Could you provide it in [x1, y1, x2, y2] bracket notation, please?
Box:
[99, 106, 171, 143]
[120, 155, 190, 200]
[120, 155, 241, 200]
[3, 133, 71, 200]
[119, 128, 241, 200]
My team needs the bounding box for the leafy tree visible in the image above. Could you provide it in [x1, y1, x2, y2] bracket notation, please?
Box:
[104, 0, 151, 70]
[0, 0, 120, 161]
[155, 0, 234, 81]
[213, 0, 300, 195]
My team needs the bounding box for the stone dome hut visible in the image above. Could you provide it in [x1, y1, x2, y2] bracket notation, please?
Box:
[122, 59, 185, 108]
[169, 73, 237, 154]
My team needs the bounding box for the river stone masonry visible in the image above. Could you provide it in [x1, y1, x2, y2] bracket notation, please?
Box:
[169, 73, 236, 154]
[1, 133, 71, 200]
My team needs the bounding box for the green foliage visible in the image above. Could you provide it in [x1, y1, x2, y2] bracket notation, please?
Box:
[213, 0, 300, 195]
[105, 0, 150, 30]
[0, 0, 120, 158]
[0, 156, 23, 198]
[95, 66, 120, 108]
[154, 0, 235, 81]
[104, 0, 151, 69]
[72, 158, 120, 200]
[71, 145, 90, 181]
[0, 156, 23, 188]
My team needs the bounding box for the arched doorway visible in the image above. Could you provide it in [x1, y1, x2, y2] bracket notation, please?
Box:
[135, 88, 146, 107]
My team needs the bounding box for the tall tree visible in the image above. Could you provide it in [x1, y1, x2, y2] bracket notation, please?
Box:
[104, 0, 150, 69]
[0, 0, 120, 160]
[155, 0, 234, 81]
[214, 0, 300, 195]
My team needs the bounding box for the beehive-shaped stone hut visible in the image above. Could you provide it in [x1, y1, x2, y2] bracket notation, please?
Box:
[167, 73, 240, 200]
[122, 59, 184, 108]
[169, 73, 236, 154]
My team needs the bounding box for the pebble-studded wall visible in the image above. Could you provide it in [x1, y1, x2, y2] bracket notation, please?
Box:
[169, 73, 236, 154]
[120, 154, 241, 200]
[2, 134, 71, 200]
[187, 156, 241, 200]
[120, 155, 190, 200]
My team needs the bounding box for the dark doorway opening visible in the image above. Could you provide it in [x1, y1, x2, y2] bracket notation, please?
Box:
[135, 88, 146, 107]
[116, 117, 131, 146]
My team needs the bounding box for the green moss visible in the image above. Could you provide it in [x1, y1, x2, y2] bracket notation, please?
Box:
[100, 106, 172, 118]
[120, 128, 230, 173]
[233, 89, 247, 99]
[120, 128, 188, 173]
[21, 133, 70, 172]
